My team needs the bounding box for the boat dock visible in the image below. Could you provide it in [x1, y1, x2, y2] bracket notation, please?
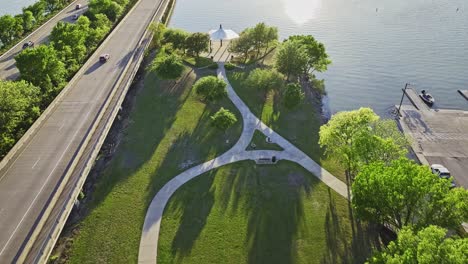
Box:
[403, 88, 430, 110]
[397, 88, 468, 189]
[458, 89, 468, 100]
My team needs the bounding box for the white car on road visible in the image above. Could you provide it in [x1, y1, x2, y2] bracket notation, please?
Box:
[430, 164, 456, 188]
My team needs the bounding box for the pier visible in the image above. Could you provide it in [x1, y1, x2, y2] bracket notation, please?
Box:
[397, 88, 468, 189]
[458, 89, 468, 100]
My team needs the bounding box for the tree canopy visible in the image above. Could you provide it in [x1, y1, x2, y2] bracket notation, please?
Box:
[283, 83, 304, 109]
[274, 40, 308, 81]
[194, 76, 227, 102]
[352, 158, 468, 231]
[15, 45, 66, 101]
[149, 51, 185, 80]
[0, 15, 18, 46]
[210, 107, 238, 130]
[148, 22, 166, 49]
[0, 80, 41, 156]
[229, 23, 278, 62]
[245, 68, 284, 91]
[185, 32, 210, 57]
[367, 225, 468, 264]
[319, 107, 409, 179]
[89, 0, 124, 22]
[162, 28, 189, 51]
[288, 35, 331, 73]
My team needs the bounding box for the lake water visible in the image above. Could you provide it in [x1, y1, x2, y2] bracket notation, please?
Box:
[0, 0, 37, 16]
[169, 0, 468, 115]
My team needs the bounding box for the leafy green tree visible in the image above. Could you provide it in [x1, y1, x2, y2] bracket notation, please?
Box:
[319, 108, 408, 180]
[89, 0, 123, 22]
[274, 40, 308, 81]
[352, 158, 468, 231]
[162, 28, 189, 51]
[245, 68, 284, 91]
[250, 22, 278, 58]
[92, 13, 112, 29]
[368, 225, 468, 264]
[86, 14, 111, 49]
[148, 22, 166, 49]
[0, 80, 41, 156]
[185, 32, 209, 57]
[288, 35, 331, 73]
[149, 52, 185, 80]
[15, 45, 66, 101]
[229, 29, 255, 63]
[22, 10, 35, 31]
[44, 0, 67, 13]
[0, 15, 17, 46]
[211, 107, 238, 131]
[23, 1, 46, 22]
[50, 17, 90, 72]
[283, 83, 304, 109]
[194, 76, 227, 102]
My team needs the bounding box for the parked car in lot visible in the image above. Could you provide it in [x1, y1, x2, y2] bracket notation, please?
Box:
[431, 164, 456, 188]
[75, 4, 82, 10]
[99, 54, 110, 62]
[22, 41, 34, 49]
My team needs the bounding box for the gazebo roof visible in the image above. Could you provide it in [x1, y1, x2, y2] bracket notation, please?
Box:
[208, 24, 239, 41]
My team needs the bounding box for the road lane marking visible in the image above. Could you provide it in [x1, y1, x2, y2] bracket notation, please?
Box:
[32, 158, 41, 169]
[59, 123, 65, 131]
[0, 64, 112, 256]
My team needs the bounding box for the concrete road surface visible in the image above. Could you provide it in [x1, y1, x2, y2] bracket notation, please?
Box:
[0, 0, 165, 261]
[0, 0, 88, 80]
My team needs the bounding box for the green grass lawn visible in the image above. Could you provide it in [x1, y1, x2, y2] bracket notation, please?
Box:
[227, 71, 321, 161]
[158, 160, 377, 264]
[184, 56, 214, 68]
[67, 66, 242, 263]
[246, 129, 283, 151]
[227, 70, 347, 182]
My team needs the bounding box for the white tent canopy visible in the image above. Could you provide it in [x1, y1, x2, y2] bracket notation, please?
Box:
[208, 24, 239, 41]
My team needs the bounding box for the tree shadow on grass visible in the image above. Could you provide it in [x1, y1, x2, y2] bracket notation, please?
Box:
[82, 68, 194, 214]
[321, 189, 379, 264]
[216, 161, 317, 264]
[166, 171, 216, 260]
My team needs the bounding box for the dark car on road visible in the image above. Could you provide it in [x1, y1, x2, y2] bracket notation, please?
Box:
[22, 41, 34, 49]
[75, 4, 82, 10]
[99, 54, 110, 62]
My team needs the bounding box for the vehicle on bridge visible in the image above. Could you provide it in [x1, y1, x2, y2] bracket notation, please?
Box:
[22, 41, 34, 49]
[75, 4, 82, 10]
[431, 164, 456, 188]
[99, 53, 110, 62]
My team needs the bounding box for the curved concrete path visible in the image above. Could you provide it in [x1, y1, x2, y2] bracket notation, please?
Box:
[138, 64, 348, 264]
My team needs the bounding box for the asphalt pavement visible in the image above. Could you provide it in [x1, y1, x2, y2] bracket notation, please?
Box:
[0, 0, 88, 80]
[0, 0, 165, 261]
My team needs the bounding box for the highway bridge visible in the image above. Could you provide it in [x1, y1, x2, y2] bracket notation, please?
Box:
[0, 0, 89, 80]
[0, 0, 171, 262]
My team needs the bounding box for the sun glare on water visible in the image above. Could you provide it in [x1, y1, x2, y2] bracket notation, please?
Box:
[281, 0, 322, 24]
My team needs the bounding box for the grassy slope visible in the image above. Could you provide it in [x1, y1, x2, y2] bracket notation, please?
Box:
[67, 67, 242, 263]
[158, 160, 376, 264]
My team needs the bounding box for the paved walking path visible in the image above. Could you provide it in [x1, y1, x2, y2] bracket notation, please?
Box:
[138, 63, 348, 264]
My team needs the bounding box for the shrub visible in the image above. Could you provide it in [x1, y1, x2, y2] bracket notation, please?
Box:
[211, 107, 237, 130]
[149, 52, 185, 80]
[246, 68, 284, 90]
[283, 82, 304, 108]
[194, 76, 227, 102]
[224, 63, 236, 71]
